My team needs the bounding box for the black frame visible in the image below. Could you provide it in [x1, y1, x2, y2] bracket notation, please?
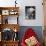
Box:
[25, 6, 35, 19]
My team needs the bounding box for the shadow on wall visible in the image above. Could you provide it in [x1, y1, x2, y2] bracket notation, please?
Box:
[18, 26, 44, 44]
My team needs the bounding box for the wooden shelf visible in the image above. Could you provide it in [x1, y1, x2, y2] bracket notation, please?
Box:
[0, 24, 20, 32]
[2, 40, 19, 42]
[0, 7, 19, 10]
[0, 40, 19, 46]
[0, 7, 20, 46]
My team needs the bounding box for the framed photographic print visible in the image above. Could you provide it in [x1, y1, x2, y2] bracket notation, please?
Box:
[25, 6, 35, 19]
[2, 10, 9, 15]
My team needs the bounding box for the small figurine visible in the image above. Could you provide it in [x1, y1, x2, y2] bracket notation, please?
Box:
[5, 18, 8, 24]
[15, 0, 17, 7]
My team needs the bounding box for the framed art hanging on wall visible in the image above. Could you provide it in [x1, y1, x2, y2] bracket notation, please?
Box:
[25, 6, 36, 20]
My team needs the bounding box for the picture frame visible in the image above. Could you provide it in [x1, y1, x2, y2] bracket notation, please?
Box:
[25, 6, 35, 20]
[2, 10, 9, 15]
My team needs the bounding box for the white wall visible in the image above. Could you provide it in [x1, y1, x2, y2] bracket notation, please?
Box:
[0, 0, 44, 26]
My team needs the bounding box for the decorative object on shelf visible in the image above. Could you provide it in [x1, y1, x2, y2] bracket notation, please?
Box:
[13, 32, 18, 41]
[2, 10, 9, 15]
[1, 28, 13, 41]
[13, 28, 17, 32]
[5, 18, 8, 24]
[9, 10, 18, 15]
[25, 6, 35, 20]
[1, 28, 18, 41]
[15, 0, 17, 7]
[13, 28, 18, 41]
[2, 16, 8, 24]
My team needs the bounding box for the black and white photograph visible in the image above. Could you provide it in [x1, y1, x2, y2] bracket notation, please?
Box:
[25, 6, 35, 19]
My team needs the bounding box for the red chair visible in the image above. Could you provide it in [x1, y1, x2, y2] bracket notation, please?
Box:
[21, 28, 41, 46]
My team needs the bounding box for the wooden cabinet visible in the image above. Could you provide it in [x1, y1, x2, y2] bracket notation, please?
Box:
[0, 7, 20, 46]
